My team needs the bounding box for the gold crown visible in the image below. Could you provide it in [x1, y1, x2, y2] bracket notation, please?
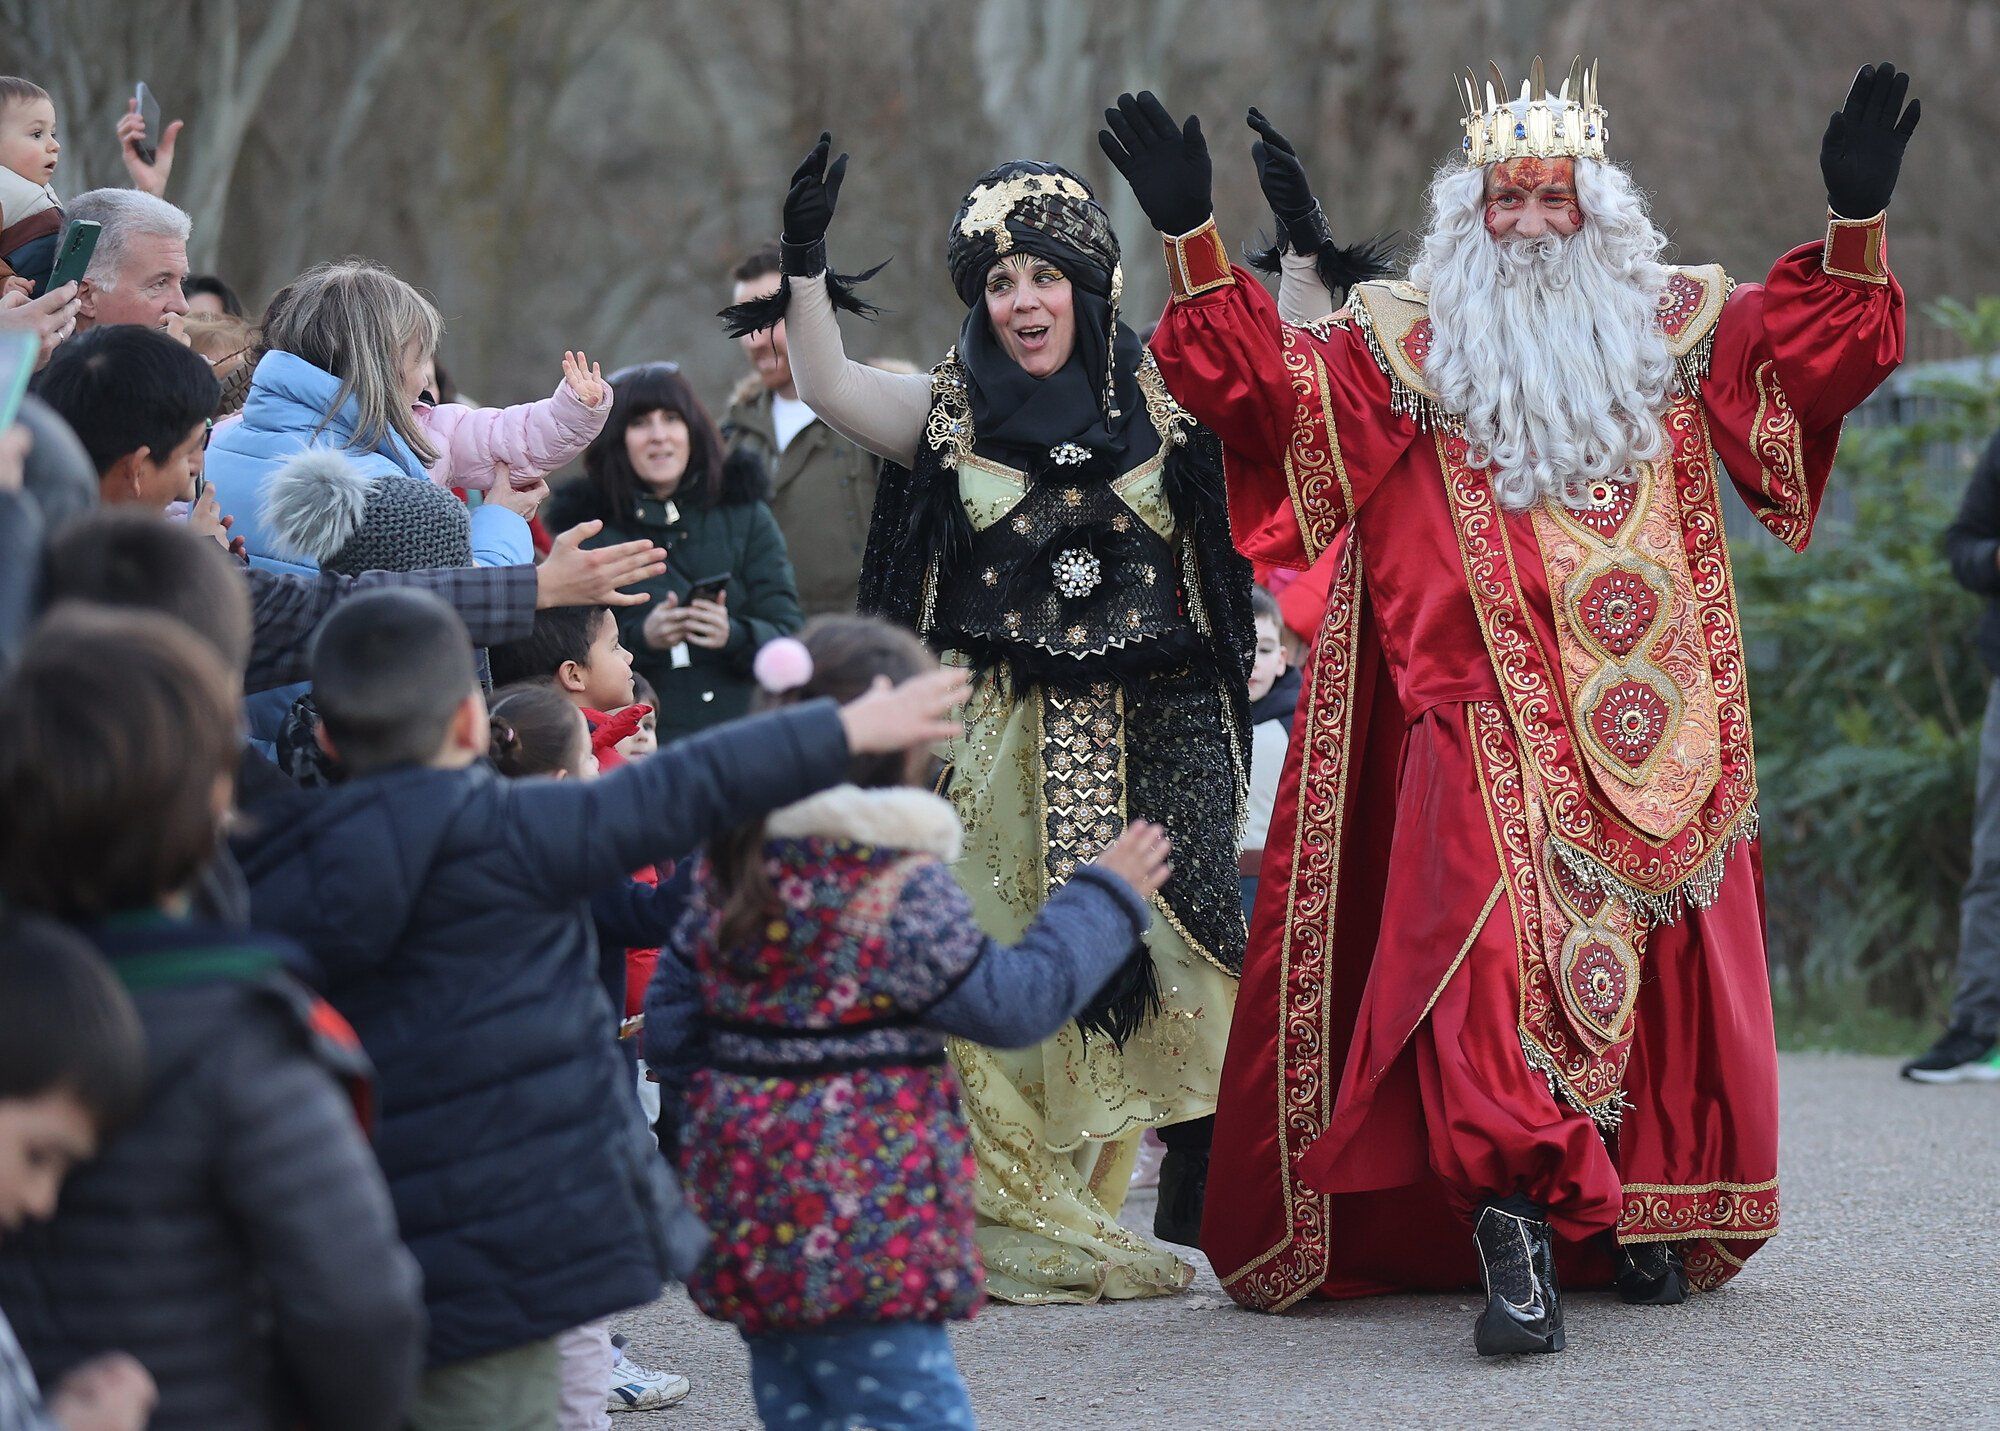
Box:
[1458, 56, 1607, 167]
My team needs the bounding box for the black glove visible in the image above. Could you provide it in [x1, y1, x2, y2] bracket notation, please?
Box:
[1820, 62, 1920, 219]
[1247, 107, 1330, 256]
[780, 131, 849, 276]
[1098, 91, 1212, 237]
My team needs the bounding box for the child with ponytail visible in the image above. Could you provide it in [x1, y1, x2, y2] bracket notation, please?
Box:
[646, 616, 1172, 1431]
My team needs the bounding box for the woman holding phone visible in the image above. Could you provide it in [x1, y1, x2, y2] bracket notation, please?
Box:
[546, 362, 803, 744]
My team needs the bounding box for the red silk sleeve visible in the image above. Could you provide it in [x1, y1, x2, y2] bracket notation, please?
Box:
[1151, 231, 1408, 572]
[1701, 213, 1904, 552]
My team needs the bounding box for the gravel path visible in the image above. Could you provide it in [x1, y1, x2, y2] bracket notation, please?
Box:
[618, 1054, 2000, 1428]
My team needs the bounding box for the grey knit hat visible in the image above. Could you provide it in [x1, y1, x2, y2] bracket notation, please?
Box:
[263, 449, 473, 576]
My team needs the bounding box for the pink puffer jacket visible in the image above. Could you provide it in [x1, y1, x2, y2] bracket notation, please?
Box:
[420, 380, 610, 492]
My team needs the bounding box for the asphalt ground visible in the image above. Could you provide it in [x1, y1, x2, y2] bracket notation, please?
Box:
[619, 1054, 2000, 1429]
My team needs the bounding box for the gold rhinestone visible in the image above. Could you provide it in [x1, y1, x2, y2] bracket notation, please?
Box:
[1012, 514, 1032, 534]
[1112, 513, 1132, 532]
[1063, 489, 1083, 508]
[982, 568, 999, 587]
[1067, 624, 1088, 644]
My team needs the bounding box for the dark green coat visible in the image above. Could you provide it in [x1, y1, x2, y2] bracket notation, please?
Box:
[547, 456, 803, 744]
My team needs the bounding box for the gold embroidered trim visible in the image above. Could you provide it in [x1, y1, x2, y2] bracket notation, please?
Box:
[1135, 349, 1194, 448]
[1038, 683, 1126, 894]
[924, 347, 974, 464]
[1217, 539, 1364, 1310]
[1823, 209, 1889, 285]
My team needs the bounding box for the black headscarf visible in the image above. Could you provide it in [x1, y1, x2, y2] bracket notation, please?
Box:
[945, 161, 1155, 469]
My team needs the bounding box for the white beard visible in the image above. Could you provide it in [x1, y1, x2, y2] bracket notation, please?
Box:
[1409, 162, 1678, 512]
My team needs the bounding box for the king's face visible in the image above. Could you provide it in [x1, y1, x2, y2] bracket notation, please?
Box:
[1483, 157, 1583, 240]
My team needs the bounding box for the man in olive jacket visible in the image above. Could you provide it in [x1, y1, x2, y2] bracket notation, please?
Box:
[1910, 427, 2000, 1081]
[721, 244, 879, 616]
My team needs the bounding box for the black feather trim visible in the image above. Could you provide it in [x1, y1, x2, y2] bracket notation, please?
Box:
[1074, 938, 1161, 1049]
[1241, 232, 1401, 302]
[1244, 229, 1287, 278]
[717, 260, 892, 339]
[1312, 235, 1400, 300]
[907, 458, 973, 578]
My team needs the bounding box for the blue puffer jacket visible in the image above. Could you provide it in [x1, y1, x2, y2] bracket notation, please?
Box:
[233, 701, 851, 1366]
[207, 351, 531, 575]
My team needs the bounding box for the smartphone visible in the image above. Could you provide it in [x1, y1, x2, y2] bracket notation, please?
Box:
[43, 220, 100, 295]
[134, 82, 160, 165]
[0, 332, 37, 431]
[686, 572, 731, 605]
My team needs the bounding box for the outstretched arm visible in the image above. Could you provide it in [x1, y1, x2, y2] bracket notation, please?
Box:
[786, 273, 931, 467]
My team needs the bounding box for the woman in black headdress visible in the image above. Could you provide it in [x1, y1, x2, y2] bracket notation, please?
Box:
[721, 135, 1350, 1304]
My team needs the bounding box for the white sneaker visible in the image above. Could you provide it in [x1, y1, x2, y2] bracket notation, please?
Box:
[606, 1351, 690, 1412]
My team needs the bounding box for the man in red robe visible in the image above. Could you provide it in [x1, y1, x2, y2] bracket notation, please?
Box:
[1099, 61, 1918, 1354]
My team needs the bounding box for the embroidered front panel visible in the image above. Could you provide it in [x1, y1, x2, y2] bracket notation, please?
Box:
[1440, 387, 1758, 921]
[931, 453, 1191, 668]
[1216, 537, 1364, 1312]
[1469, 700, 1636, 1127]
[1531, 462, 1723, 840]
[1038, 683, 1127, 892]
[1276, 326, 1357, 561]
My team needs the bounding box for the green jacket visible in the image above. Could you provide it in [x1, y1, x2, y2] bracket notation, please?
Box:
[546, 462, 804, 744]
[723, 377, 880, 616]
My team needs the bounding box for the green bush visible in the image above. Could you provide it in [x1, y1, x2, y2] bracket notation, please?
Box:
[1736, 297, 2000, 1030]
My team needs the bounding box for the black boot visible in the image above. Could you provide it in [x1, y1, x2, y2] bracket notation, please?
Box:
[1152, 1118, 1212, 1247]
[1614, 1242, 1688, 1305]
[1471, 1200, 1565, 1356]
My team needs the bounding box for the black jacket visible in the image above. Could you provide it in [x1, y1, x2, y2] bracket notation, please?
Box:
[0, 920, 425, 1431]
[545, 458, 804, 745]
[233, 702, 850, 1366]
[1945, 431, 2000, 678]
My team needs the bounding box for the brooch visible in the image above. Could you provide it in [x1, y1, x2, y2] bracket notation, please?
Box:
[1052, 547, 1102, 599]
[1049, 442, 1090, 467]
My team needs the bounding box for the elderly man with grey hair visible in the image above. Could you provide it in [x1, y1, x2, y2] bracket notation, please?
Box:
[59, 188, 191, 337]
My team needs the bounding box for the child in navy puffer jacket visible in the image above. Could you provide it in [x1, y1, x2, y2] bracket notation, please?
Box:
[645, 618, 1172, 1431]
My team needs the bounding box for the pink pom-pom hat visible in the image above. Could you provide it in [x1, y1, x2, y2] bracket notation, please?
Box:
[753, 637, 815, 695]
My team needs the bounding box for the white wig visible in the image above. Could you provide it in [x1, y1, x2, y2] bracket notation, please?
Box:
[1409, 159, 1676, 511]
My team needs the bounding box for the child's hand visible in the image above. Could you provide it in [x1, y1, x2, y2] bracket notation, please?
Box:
[562, 350, 608, 409]
[116, 99, 182, 198]
[48, 1351, 157, 1431]
[1091, 820, 1173, 900]
[837, 668, 972, 754]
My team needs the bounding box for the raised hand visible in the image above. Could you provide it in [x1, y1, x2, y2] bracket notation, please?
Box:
[537, 522, 668, 609]
[1091, 819, 1173, 899]
[1821, 61, 1920, 218]
[561, 349, 607, 409]
[115, 99, 181, 198]
[1247, 106, 1332, 256]
[837, 667, 973, 755]
[783, 131, 849, 253]
[1098, 91, 1212, 237]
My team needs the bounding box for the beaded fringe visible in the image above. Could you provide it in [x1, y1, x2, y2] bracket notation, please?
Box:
[1551, 804, 1759, 929]
[1520, 1035, 1630, 1131]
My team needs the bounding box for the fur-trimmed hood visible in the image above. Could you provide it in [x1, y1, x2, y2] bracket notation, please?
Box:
[763, 784, 962, 862]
